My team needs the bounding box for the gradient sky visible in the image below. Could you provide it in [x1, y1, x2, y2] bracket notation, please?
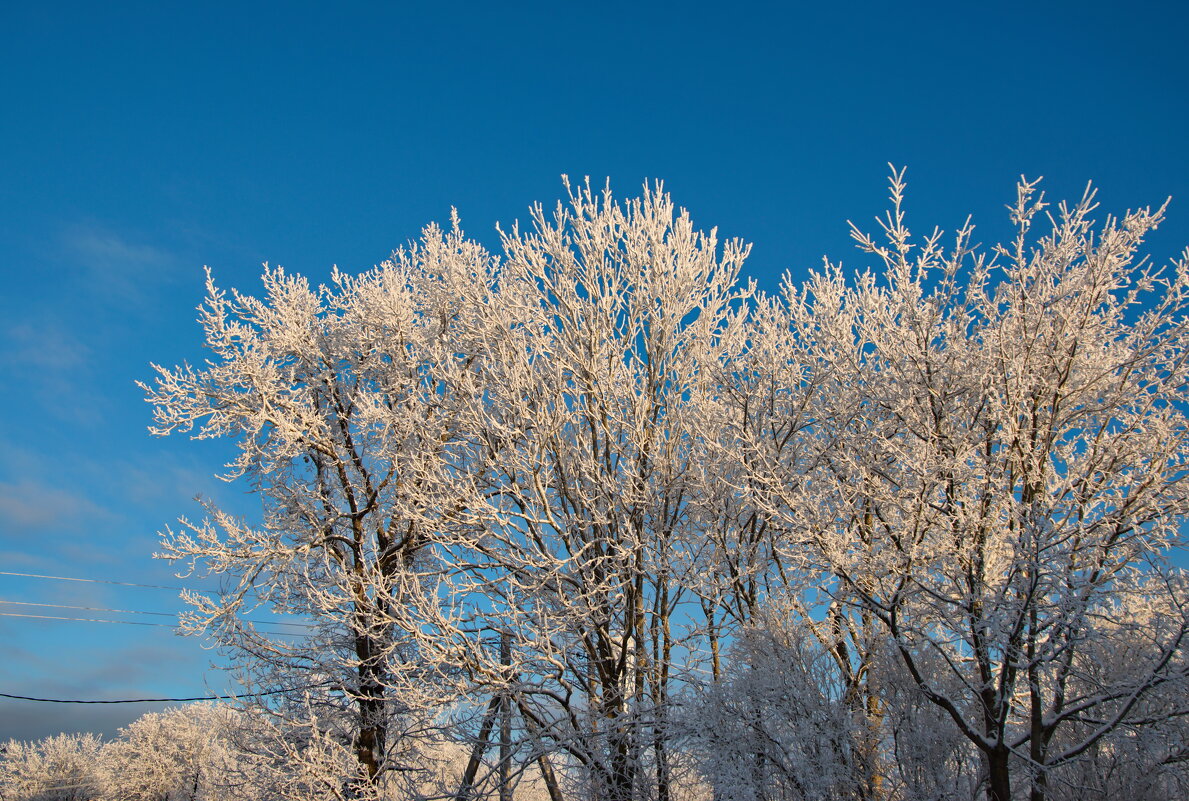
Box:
[2, 0, 1187, 740]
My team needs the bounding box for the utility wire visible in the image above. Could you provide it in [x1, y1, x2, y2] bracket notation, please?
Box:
[1, 598, 178, 617]
[0, 611, 177, 628]
[0, 611, 306, 635]
[0, 570, 201, 591]
[0, 599, 312, 630]
[0, 682, 337, 704]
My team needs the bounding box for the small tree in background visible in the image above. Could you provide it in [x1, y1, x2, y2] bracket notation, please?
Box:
[98, 703, 247, 801]
[0, 733, 102, 801]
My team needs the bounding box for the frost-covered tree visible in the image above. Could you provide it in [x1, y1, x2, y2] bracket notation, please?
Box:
[689, 618, 872, 801]
[700, 231, 898, 801]
[741, 170, 1189, 801]
[145, 172, 1189, 801]
[98, 703, 248, 801]
[0, 732, 103, 801]
[1036, 585, 1189, 801]
[142, 218, 500, 792]
[461, 178, 749, 801]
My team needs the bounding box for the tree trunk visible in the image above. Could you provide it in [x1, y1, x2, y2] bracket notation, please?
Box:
[986, 747, 1012, 801]
[608, 731, 634, 801]
[354, 631, 388, 785]
[500, 632, 513, 801]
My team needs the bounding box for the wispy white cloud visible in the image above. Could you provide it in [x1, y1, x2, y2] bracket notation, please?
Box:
[66, 226, 173, 268]
[61, 222, 183, 306]
[0, 548, 47, 569]
[0, 315, 107, 424]
[2, 320, 90, 370]
[0, 480, 110, 534]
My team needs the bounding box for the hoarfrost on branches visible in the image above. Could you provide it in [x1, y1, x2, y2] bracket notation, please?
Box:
[140, 172, 1189, 801]
[732, 169, 1189, 801]
[142, 217, 502, 791]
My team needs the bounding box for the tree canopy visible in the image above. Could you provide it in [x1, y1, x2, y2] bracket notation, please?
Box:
[136, 173, 1189, 801]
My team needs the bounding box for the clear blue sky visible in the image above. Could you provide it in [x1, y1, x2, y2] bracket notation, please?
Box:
[2, 0, 1187, 740]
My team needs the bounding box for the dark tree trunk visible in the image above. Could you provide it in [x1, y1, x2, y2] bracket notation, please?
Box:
[986, 747, 1012, 801]
[354, 629, 388, 785]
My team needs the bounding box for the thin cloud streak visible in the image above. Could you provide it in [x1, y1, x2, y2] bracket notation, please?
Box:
[61, 222, 184, 307]
[0, 480, 110, 534]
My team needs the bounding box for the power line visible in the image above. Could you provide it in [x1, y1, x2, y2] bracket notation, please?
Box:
[0, 611, 306, 635]
[0, 611, 176, 628]
[1, 598, 177, 617]
[0, 570, 198, 591]
[0, 598, 312, 630]
[0, 691, 216, 703]
[0, 573, 313, 630]
[0, 682, 337, 704]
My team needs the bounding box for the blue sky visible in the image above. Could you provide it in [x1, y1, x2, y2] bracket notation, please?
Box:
[1, 0, 1187, 740]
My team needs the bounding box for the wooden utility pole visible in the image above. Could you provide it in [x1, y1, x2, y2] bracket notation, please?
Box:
[455, 694, 501, 801]
[500, 630, 513, 801]
[455, 631, 567, 801]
